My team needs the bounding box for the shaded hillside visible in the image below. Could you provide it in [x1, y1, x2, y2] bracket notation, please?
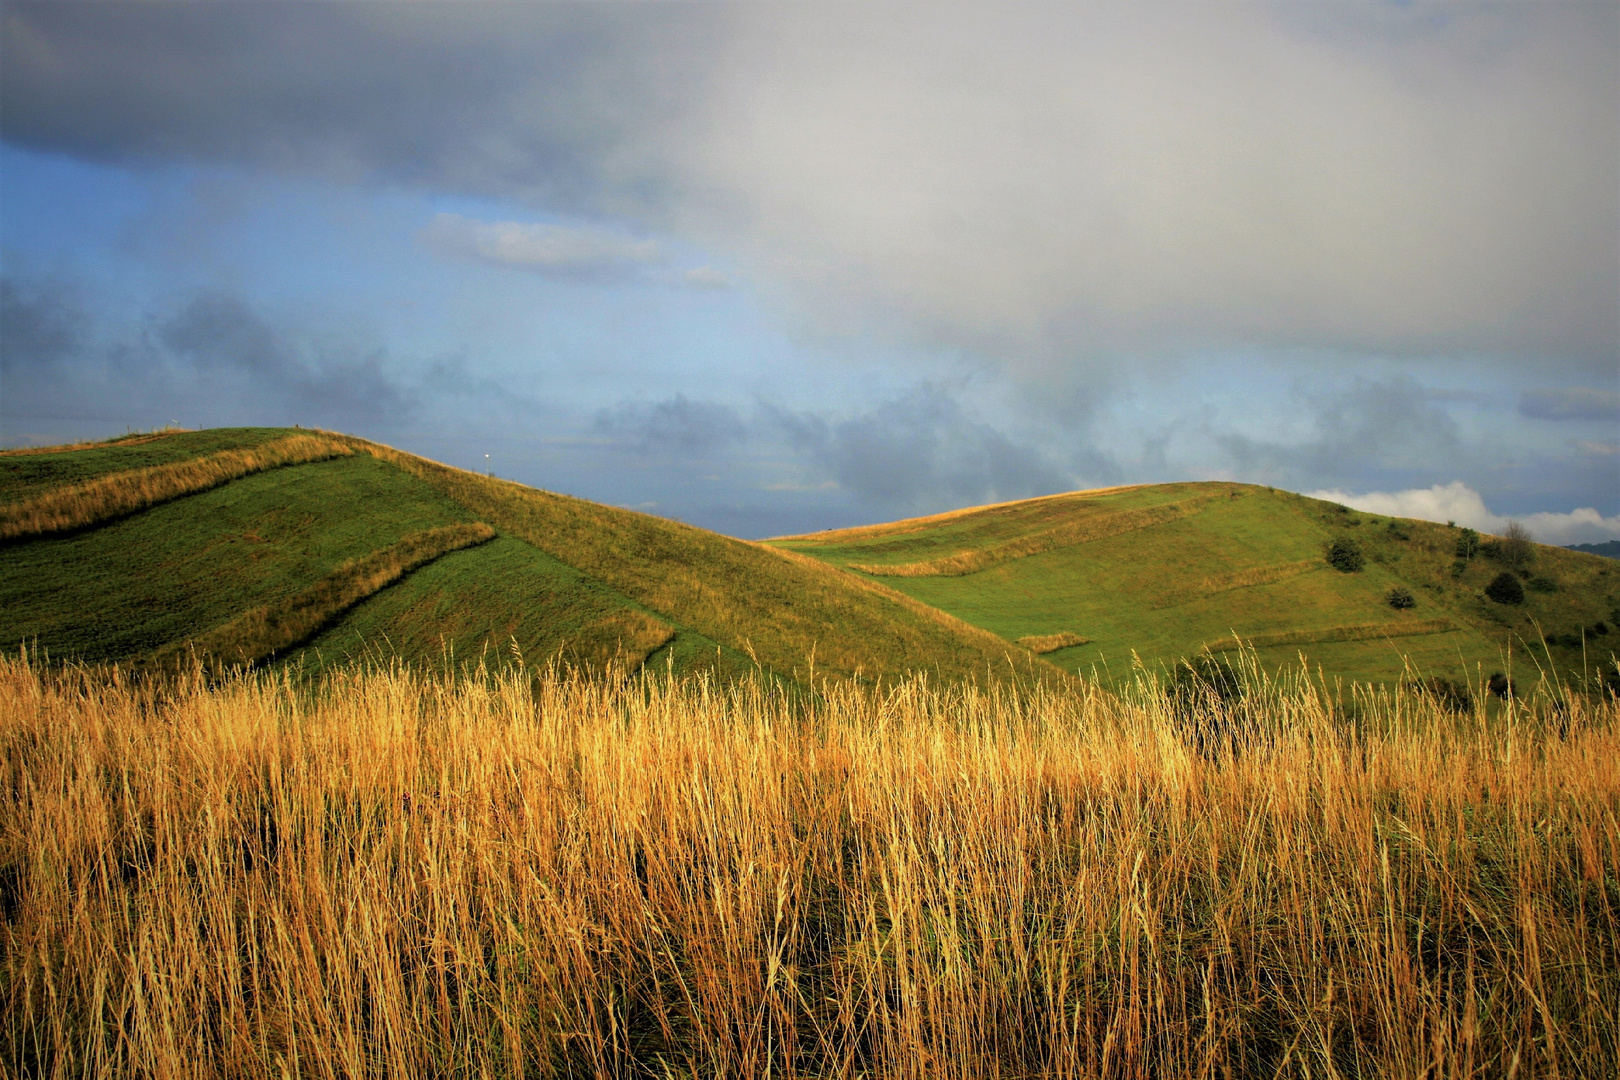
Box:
[0, 428, 1060, 687]
[773, 482, 1620, 687]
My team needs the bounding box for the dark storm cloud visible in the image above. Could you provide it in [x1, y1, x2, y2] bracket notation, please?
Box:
[156, 292, 413, 421]
[0, 278, 82, 368]
[4, 2, 1613, 367]
[1216, 376, 1462, 490]
[1, 277, 414, 430]
[1518, 387, 1620, 422]
[593, 395, 747, 456]
[767, 386, 1076, 511]
[0, 2, 723, 215]
[591, 385, 1080, 515]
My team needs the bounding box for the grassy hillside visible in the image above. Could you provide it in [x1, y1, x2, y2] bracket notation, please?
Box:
[773, 482, 1620, 688]
[0, 428, 1060, 687]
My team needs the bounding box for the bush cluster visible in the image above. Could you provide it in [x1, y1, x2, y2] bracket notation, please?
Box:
[1325, 537, 1365, 573]
[1484, 572, 1524, 605]
[1419, 676, 1471, 713]
[1386, 587, 1415, 610]
[1527, 576, 1558, 594]
[1454, 527, 1480, 559]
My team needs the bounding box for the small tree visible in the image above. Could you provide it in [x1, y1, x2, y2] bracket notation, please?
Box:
[1386, 587, 1415, 609]
[1325, 537, 1365, 573]
[1496, 520, 1533, 571]
[1484, 571, 1524, 605]
[1454, 528, 1480, 559]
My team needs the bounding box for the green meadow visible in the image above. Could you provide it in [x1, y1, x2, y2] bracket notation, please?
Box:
[773, 482, 1620, 687]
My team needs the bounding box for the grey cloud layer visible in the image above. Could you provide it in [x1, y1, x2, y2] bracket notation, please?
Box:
[595, 385, 1083, 515]
[1518, 387, 1620, 422]
[4, 2, 1613, 367]
[1, 280, 413, 428]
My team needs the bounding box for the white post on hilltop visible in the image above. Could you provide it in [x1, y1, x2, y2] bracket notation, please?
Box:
[485, 453, 491, 477]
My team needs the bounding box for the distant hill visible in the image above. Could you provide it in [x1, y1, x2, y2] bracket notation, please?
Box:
[1567, 540, 1620, 559]
[0, 427, 1062, 687]
[771, 483, 1620, 686]
[5, 427, 1613, 690]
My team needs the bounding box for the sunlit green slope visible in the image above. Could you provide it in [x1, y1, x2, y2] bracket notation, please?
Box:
[0, 428, 1059, 687]
[771, 482, 1620, 686]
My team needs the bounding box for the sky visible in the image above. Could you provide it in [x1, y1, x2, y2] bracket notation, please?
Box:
[1, 1, 1616, 542]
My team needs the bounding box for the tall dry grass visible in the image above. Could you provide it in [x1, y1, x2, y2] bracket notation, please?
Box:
[0, 434, 352, 542]
[1, 654, 1615, 1078]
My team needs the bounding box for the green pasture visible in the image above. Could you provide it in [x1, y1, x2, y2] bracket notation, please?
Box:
[778, 483, 1620, 686]
[0, 454, 472, 661]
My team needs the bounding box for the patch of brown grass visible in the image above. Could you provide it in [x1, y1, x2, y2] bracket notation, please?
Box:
[851, 494, 1224, 577]
[3, 655, 1614, 1077]
[0, 433, 351, 541]
[152, 522, 495, 670]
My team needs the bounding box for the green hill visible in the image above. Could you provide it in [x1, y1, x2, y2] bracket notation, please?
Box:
[0, 427, 1059, 687]
[770, 482, 1620, 688]
[6, 428, 1612, 691]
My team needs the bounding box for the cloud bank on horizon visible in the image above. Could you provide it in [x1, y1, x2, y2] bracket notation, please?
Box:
[1, 1, 1614, 537]
[1306, 481, 1620, 547]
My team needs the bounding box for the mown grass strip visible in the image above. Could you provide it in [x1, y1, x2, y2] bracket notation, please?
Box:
[153, 522, 495, 669]
[0, 433, 352, 542]
[1016, 631, 1091, 654]
[851, 493, 1224, 577]
[1151, 559, 1325, 610]
[1207, 617, 1457, 652]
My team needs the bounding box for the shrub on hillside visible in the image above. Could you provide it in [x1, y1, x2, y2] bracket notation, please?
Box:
[1454, 528, 1480, 559]
[1484, 572, 1524, 605]
[1487, 672, 1514, 699]
[1484, 521, 1534, 571]
[1385, 587, 1415, 610]
[1419, 676, 1471, 714]
[1527, 576, 1558, 594]
[1325, 537, 1365, 573]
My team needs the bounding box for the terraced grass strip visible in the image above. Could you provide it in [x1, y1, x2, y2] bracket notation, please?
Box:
[571, 609, 677, 671]
[155, 522, 496, 669]
[1207, 618, 1457, 653]
[1151, 559, 1324, 610]
[851, 493, 1224, 577]
[1016, 632, 1091, 654]
[0, 433, 352, 542]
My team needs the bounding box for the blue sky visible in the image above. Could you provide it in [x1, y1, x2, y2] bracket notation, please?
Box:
[2, 2, 1615, 541]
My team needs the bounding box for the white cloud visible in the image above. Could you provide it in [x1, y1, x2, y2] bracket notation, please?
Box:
[1305, 480, 1620, 546]
[422, 213, 664, 277]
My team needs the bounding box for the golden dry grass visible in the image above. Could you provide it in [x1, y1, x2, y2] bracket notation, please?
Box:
[2, 653, 1615, 1077]
[1017, 632, 1091, 654]
[0, 433, 352, 542]
[850, 495, 1223, 577]
[152, 522, 495, 670]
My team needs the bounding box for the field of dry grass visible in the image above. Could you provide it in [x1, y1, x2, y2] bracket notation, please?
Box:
[0, 433, 352, 542]
[2, 652, 1614, 1078]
